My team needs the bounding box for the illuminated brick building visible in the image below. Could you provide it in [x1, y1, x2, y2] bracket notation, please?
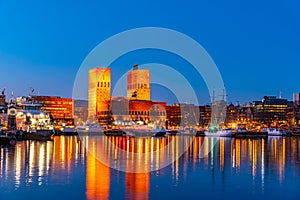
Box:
[110, 97, 167, 127]
[33, 96, 74, 125]
[166, 104, 199, 128]
[88, 66, 166, 126]
[127, 64, 150, 101]
[0, 94, 5, 106]
[129, 100, 166, 126]
[0, 94, 6, 125]
[88, 67, 111, 123]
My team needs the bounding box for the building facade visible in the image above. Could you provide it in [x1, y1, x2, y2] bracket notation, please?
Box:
[74, 100, 88, 125]
[253, 96, 289, 125]
[0, 94, 5, 106]
[33, 96, 74, 125]
[129, 100, 166, 127]
[127, 64, 150, 101]
[88, 67, 111, 123]
[199, 105, 211, 127]
[110, 97, 167, 127]
[166, 104, 199, 129]
[0, 95, 6, 126]
[225, 103, 238, 126]
[293, 93, 300, 125]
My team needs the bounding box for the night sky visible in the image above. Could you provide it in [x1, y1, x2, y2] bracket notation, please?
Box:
[0, 0, 299, 105]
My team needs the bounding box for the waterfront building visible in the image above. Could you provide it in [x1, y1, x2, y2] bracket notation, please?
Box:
[110, 97, 167, 127]
[293, 93, 300, 125]
[166, 104, 199, 129]
[199, 105, 211, 127]
[129, 100, 166, 127]
[236, 104, 253, 128]
[127, 64, 150, 101]
[225, 103, 238, 127]
[287, 101, 294, 125]
[293, 93, 300, 103]
[33, 95, 74, 125]
[110, 96, 130, 125]
[0, 94, 5, 106]
[252, 96, 289, 126]
[0, 94, 6, 125]
[7, 97, 17, 131]
[74, 100, 88, 125]
[166, 104, 181, 127]
[88, 67, 111, 124]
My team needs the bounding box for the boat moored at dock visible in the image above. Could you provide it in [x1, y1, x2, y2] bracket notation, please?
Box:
[265, 128, 287, 136]
[103, 129, 126, 136]
[0, 131, 17, 146]
[204, 128, 235, 137]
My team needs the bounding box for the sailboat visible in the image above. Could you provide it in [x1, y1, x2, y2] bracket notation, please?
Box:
[204, 90, 235, 137]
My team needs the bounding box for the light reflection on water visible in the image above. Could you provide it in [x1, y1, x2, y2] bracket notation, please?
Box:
[1, 136, 300, 199]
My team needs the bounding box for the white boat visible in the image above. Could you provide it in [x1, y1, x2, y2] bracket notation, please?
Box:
[204, 128, 235, 137]
[265, 128, 287, 136]
[15, 96, 55, 139]
[76, 123, 103, 134]
[60, 125, 77, 135]
[124, 124, 166, 137]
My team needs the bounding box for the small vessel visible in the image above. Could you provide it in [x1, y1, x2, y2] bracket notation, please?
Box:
[59, 125, 77, 136]
[265, 128, 287, 136]
[104, 129, 126, 136]
[153, 129, 167, 137]
[22, 128, 55, 141]
[204, 128, 235, 137]
[166, 130, 178, 136]
[76, 123, 103, 135]
[0, 131, 17, 146]
[125, 126, 167, 137]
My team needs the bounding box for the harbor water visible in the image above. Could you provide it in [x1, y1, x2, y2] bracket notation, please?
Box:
[1, 135, 300, 199]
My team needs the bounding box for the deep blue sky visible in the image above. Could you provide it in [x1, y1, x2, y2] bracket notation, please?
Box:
[0, 0, 299, 104]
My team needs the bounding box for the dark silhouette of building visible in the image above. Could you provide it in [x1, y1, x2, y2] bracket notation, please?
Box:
[293, 93, 300, 125]
[166, 104, 199, 128]
[253, 96, 289, 125]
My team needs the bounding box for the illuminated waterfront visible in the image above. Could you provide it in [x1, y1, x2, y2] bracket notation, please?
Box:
[1, 136, 300, 199]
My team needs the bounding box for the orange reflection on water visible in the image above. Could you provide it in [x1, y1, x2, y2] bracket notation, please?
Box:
[1, 135, 299, 196]
[86, 152, 110, 200]
[125, 173, 149, 200]
[220, 139, 225, 171]
[125, 144, 150, 200]
[236, 139, 241, 170]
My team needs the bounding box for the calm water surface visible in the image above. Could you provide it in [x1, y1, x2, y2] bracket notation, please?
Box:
[1, 135, 300, 200]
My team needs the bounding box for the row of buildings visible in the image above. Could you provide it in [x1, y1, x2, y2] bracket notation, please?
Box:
[85, 65, 167, 128]
[166, 94, 300, 129]
[1, 65, 300, 130]
[82, 65, 300, 129]
[0, 94, 74, 128]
